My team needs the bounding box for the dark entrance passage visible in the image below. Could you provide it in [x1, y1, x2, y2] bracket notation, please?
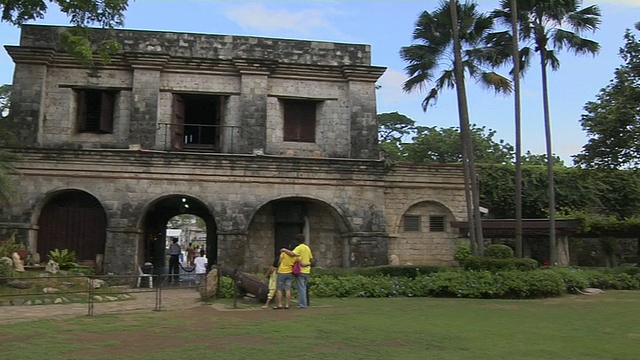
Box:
[37, 190, 107, 265]
[142, 195, 216, 275]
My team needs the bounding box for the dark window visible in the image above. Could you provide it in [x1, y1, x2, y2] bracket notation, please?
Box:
[171, 94, 224, 151]
[429, 216, 446, 232]
[403, 215, 421, 232]
[76, 90, 116, 133]
[283, 99, 316, 142]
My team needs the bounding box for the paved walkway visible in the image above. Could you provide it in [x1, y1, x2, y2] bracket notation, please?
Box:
[0, 288, 204, 324]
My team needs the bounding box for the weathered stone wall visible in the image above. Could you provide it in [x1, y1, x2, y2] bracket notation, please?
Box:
[0, 149, 466, 274]
[5, 25, 385, 159]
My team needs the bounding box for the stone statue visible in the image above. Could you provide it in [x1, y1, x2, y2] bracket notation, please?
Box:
[11, 252, 25, 272]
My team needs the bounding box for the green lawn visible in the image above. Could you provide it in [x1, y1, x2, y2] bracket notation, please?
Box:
[1, 291, 639, 359]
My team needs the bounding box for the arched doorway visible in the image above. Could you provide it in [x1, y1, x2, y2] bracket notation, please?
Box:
[247, 197, 348, 272]
[141, 195, 216, 275]
[37, 190, 107, 265]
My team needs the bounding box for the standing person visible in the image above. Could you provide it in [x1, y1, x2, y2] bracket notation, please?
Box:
[274, 245, 297, 310]
[168, 238, 181, 284]
[186, 242, 195, 267]
[282, 234, 313, 308]
[193, 249, 208, 284]
[260, 257, 279, 309]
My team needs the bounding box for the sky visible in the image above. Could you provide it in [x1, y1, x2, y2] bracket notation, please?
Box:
[1, 0, 639, 165]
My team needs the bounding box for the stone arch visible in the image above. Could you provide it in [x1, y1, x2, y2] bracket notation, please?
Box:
[137, 194, 217, 274]
[390, 199, 459, 266]
[34, 188, 108, 266]
[244, 195, 350, 272]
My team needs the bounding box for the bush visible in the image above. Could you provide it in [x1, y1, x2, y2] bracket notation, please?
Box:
[484, 244, 514, 259]
[464, 256, 538, 272]
[0, 258, 14, 282]
[453, 244, 472, 264]
[0, 234, 24, 259]
[48, 248, 78, 269]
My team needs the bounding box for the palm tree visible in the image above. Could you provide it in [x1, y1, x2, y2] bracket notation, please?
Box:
[400, 0, 512, 255]
[491, 0, 601, 264]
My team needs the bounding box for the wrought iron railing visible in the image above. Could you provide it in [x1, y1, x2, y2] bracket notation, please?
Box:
[156, 122, 263, 154]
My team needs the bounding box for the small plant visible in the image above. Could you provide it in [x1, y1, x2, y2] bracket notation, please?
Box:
[0, 234, 24, 258]
[48, 248, 78, 269]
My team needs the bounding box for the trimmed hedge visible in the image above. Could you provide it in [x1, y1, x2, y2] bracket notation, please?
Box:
[217, 266, 640, 301]
[464, 256, 538, 272]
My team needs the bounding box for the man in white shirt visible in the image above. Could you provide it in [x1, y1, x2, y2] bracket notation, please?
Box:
[193, 249, 208, 284]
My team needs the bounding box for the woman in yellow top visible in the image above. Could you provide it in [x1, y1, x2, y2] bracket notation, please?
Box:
[274, 246, 297, 309]
[282, 234, 313, 309]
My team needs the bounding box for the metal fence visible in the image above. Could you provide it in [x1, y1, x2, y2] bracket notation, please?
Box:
[0, 271, 207, 316]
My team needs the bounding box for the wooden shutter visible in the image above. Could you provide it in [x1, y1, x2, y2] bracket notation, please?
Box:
[299, 101, 316, 142]
[283, 100, 297, 141]
[283, 100, 316, 142]
[99, 92, 115, 133]
[172, 94, 185, 150]
[76, 90, 87, 132]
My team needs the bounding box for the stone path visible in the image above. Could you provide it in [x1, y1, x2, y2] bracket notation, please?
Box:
[0, 288, 204, 324]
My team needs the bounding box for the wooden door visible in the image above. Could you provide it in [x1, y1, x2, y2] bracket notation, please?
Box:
[172, 94, 185, 150]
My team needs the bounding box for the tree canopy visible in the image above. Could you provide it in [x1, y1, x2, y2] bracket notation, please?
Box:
[1, 0, 129, 64]
[574, 22, 640, 169]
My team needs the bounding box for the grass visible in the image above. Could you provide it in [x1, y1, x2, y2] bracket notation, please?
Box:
[1, 291, 639, 359]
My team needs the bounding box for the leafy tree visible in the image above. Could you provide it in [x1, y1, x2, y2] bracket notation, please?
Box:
[400, 0, 511, 255]
[377, 112, 416, 161]
[574, 22, 640, 169]
[521, 151, 565, 167]
[0, 85, 18, 205]
[490, 0, 601, 264]
[1, 0, 129, 64]
[403, 124, 514, 164]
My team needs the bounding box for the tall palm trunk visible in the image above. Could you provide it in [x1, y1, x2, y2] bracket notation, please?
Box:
[511, 0, 523, 258]
[539, 46, 557, 265]
[450, 0, 484, 255]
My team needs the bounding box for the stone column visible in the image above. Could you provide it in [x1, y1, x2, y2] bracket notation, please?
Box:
[4, 47, 55, 146]
[233, 59, 274, 154]
[343, 65, 386, 159]
[103, 227, 141, 274]
[125, 53, 169, 149]
[217, 231, 249, 269]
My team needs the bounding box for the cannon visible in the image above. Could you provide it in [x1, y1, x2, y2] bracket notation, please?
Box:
[219, 266, 269, 302]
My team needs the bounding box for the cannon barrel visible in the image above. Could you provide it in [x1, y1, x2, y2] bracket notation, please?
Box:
[219, 266, 268, 302]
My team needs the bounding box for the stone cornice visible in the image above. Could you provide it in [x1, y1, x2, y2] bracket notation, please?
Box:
[342, 65, 387, 82]
[232, 58, 277, 75]
[124, 52, 171, 70]
[4, 46, 56, 65]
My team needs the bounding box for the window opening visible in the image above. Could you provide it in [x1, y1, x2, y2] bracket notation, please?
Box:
[76, 89, 115, 133]
[403, 215, 421, 232]
[429, 216, 446, 232]
[283, 99, 317, 142]
[172, 94, 224, 151]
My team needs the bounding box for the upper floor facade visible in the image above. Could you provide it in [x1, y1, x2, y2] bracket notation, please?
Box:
[4, 25, 386, 159]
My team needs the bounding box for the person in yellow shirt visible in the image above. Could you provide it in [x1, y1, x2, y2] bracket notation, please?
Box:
[282, 234, 313, 308]
[274, 245, 297, 309]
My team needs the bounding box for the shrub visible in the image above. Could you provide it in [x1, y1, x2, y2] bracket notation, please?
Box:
[453, 244, 472, 264]
[0, 258, 14, 282]
[484, 244, 514, 259]
[464, 256, 538, 272]
[48, 248, 78, 269]
[0, 234, 24, 259]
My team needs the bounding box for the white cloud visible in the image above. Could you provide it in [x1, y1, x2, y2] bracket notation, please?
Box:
[223, 2, 341, 36]
[376, 68, 409, 104]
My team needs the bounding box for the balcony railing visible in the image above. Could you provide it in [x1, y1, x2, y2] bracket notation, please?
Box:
[157, 122, 262, 154]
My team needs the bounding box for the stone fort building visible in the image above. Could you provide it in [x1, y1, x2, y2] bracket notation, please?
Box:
[1, 25, 467, 274]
